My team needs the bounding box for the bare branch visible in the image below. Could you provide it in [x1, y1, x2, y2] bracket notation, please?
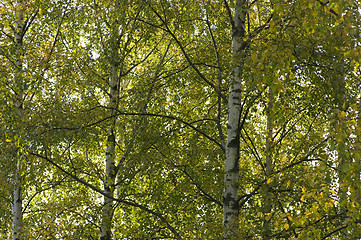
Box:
[223, 0, 234, 28]
[316, 0, 339, 16]
[203, 0, 225, 149]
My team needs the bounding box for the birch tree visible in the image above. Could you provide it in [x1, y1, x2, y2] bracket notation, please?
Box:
[0, 0, 360, 239]
[223, 0, 247, 238]
[100, 7, 122, 239]
[12, 1, 25, 238]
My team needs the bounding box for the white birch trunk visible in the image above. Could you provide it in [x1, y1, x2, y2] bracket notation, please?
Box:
[331, 72, 349, 236]
[336, 77, 347, 215]
[12, 1, 24, 239]
[12, 165, 23, 240]
[223, 0, 247, 239]
[100, 36, 120, 240]
[356, 98, 361, 204]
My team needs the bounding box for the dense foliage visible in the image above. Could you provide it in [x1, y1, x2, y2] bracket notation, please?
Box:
[1, 0, 360, 239]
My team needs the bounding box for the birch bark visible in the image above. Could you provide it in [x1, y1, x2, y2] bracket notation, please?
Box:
[12, 1, 24, 239]
[356, 98, 361, 204]
[335, 75, 347, 216]
[223, 0, 247, 239]
[100, 34, 120, 240]
[329, 69, 350, 237]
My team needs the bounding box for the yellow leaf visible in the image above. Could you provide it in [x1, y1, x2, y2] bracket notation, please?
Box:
[6, 139, 12, 142]
[267, 178, 273, 184]
[269, 20, 275, 30]
[342, 102, 347, 109]
[339, 111, 346, 118]
[284, 223, 289, 230]
[286, 180, 291, 188]
[287, 215, 293, 221]
[353, 61, 360, 73]
[251, 53, 257, 62]
[326, 202, 333, 209]
[289, 72, 295, 79]
[301, 194, 306, 202]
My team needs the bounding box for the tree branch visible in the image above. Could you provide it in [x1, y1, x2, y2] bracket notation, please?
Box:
[47, 110, 224, 152]
[29, 152, 182, 240]
[203, 0, 226, 149]
[148, 3, 228, 104]
[223, 0, 234, 28]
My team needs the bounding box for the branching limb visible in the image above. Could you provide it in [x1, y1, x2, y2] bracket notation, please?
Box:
[47, 110, 224, 151]
[223, 0, 234, 28]
[202, 0, 226, 149]
[148, 3, 228, 104]
[29, 152, 182, 240]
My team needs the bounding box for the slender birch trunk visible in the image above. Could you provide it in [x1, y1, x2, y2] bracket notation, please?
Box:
[101, 35, 120, 240]
[356, 98, 361, 205]
[262, 86, 274, 239]
[12, 1, 24, 239]
[335, 76, 347, 216]
[337, 124, 347, 216]
[330, 70, 349, 238]
[351, 96, 361, 237]
[13, 164, 23, 240]
[223, 0, 247, 239]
